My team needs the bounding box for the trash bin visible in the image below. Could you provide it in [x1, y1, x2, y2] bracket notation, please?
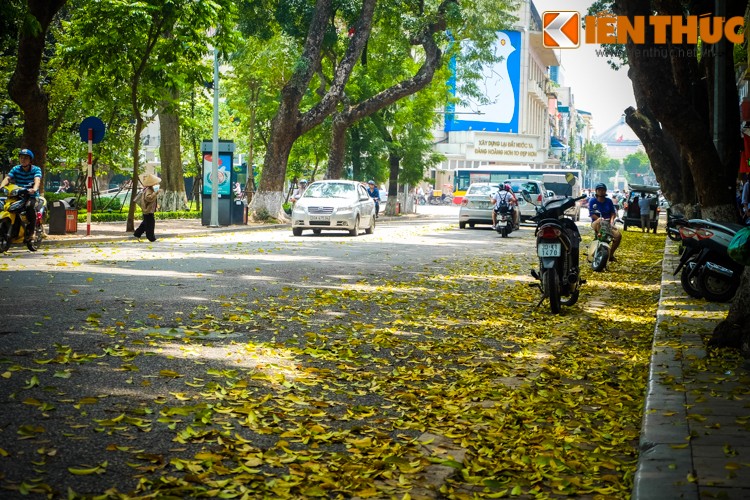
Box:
[48, 199, 78, 235]
[232, 200, 248, 225]
[48, 200, 69, 235]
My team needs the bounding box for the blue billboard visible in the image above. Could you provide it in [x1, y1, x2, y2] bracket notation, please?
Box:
[445, 30, 521, 133]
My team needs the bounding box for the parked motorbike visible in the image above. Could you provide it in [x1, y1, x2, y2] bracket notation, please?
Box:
[428, 190, 453, 205]
[666, 207, 689, 242]
[673, 219, 744, 302]
[587, 214, 621, 272]
[529, 194, 587, 314]
[0, 184, 46, 253]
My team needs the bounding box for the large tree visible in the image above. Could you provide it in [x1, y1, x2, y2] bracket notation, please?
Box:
[609, 0, 749, 335]
[7, 0, 67, 174]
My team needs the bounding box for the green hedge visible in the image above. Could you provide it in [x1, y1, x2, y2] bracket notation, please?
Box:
[44, 192, 124, 211]
[75, 210, 201, 223]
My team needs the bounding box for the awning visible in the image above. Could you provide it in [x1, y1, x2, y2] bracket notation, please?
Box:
[550, 137, 569, 149]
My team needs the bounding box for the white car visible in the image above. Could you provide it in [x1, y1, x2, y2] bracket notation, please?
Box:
[291, 180, 376, 236]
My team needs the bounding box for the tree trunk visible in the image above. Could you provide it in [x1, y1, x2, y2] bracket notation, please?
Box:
[249, 0, 375, 220]
[158, 90, 188, 211]
[385, 151, 401, 216]
[127, 116, 145, 232]
[7, 0, 67, 178]
[326, 114, 348, 179]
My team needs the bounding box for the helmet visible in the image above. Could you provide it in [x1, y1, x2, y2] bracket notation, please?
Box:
[368, 180, 375, 185]
[19, 148, 34, 160]
[595, 183, 607, 191]
[300, 179, 308, 184]
[503, 183, 512, 192]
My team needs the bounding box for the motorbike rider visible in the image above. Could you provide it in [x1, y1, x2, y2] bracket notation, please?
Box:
[588, 182, 622, 262]
[491, 183, 519, 230]
[290, 179, 308, 203]
[0, 148, 42, 243]
[367, 180, 381, 218]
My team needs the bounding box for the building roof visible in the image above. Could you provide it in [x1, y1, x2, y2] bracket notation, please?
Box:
[595, 114, 641, 145]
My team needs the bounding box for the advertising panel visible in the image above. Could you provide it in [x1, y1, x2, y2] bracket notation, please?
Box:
[445, 30, 522, 134]
[202, 153, 232, 196]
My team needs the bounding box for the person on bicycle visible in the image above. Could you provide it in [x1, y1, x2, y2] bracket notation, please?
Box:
[491, 183, 519, 230]
[588, 183, 622, 261]
[0, 148, 42, 243]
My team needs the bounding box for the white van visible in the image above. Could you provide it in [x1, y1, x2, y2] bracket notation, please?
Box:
[505, 179, 550, 221]
[542, 173, 582, 220]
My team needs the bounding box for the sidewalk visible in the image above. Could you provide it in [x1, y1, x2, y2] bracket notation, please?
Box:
[633, 238, 750, 499]
[43, 217, 285, 244]
[42, 212, 418, 244]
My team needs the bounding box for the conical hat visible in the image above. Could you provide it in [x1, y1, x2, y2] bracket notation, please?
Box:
[141, 173, 161, 187]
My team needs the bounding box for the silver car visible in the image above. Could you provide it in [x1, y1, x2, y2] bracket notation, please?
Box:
[505, 179, 550, 221]
[291, 180, 376, 236]
[458, 183, 495, 229]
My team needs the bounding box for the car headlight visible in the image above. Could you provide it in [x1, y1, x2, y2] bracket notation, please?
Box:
[292, 205, 306, 215]
[336, 205, 354, 214]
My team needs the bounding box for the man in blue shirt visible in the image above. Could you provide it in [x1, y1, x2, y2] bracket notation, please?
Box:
[588, 182, 622, 261]
[0, 149, 42, 242]
[367, 180, 380, 218]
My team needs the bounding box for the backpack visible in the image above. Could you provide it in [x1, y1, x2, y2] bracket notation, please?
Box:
[495, 192, 510, 214]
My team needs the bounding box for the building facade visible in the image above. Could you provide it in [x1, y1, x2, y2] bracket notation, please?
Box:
[430, 1, 563, 187]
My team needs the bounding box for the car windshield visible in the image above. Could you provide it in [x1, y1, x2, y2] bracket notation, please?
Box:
[303, 182, 356, 199]
[467, 184, 493, 196]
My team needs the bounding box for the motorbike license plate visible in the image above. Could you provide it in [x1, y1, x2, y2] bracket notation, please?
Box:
[538, 243, 561, 257]
[309, 215, 330, 222]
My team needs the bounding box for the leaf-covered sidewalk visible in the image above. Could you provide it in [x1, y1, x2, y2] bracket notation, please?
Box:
[1, 227, 665, 498]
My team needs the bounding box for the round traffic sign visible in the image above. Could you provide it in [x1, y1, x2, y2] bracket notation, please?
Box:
[79, 116, 106, 144]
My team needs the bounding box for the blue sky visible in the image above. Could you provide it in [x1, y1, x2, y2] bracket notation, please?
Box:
[532, 0, 637, 135]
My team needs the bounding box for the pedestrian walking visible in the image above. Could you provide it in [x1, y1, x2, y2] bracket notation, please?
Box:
[638, 194, 652, 232]
[134, 173, 161, 242]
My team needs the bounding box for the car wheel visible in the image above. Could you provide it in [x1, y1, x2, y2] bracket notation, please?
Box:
[349, 216, 360, 236]
[313, 229, 321, 235]
[292, 228, 302, 236]
[459, 222, 466, 229]
[365, 215, 375, 234]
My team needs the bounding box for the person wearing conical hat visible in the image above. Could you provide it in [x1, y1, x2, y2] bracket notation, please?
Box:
[134, 173, 161, 242]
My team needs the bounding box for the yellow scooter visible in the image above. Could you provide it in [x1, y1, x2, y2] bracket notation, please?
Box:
[0, 183, 46, 252]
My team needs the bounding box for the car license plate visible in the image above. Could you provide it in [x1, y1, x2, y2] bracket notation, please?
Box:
[309, 215, 330, 222]
[538, 243, 561, 257]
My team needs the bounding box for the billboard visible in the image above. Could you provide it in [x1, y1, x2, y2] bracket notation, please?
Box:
[202, 153, 232, 195]
[445, 30, 521, 133]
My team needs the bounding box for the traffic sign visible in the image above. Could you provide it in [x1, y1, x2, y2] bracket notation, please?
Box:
[79, 116, 106, 144]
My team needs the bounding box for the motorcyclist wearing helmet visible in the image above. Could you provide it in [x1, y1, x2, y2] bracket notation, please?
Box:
[588, 183, 622, 261]
[366, 180, 381, 218]
[291, 179, 308, 204]
[490, 183, 519, 230]
[0, 149, 42, 243]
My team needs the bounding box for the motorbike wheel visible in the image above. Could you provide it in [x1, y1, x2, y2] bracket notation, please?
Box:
[0, 219, 10, 253]
[592, 245, 609, 272]
[501, 226, 508, 238]
[698, 267, 738, 302]
[543, 269, 561, 314]
[26, 223, 43, 252]
[679, 262, 703, 299]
